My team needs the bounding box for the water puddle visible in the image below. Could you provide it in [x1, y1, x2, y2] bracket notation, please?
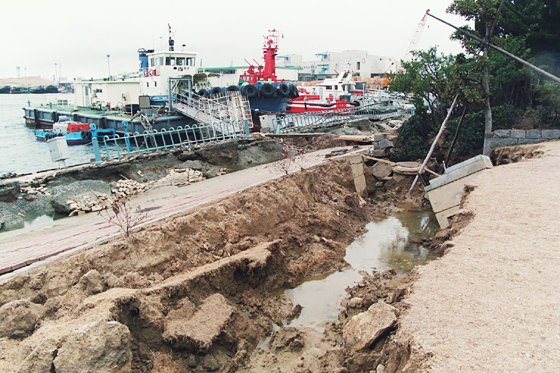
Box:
[1, 212, 65, 233]
[282, 204, 439, 330]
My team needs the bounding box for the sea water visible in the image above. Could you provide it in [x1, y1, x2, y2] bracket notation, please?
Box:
[0, 93, 95, 176]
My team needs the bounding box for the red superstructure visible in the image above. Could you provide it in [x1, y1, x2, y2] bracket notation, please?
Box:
[240, 30, 280, 84]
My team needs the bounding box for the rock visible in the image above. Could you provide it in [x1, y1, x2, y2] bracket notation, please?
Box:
[0, 299, 45, 338]
[375, 139, 394, 150]
[17, 338, 59, 373]
[204, 166, 224, 179]
[269, 327, 305, 352]
[196, 141, 239, 165]
[371, 162, 393, 180]
[348, 297, 363, 309]
[50, 180, 112, 214]
[0, 202, 24, 229]
[201, 354, 221, 371]
[343, 302, 398, 351]
[78, 269, 105, 295]
[371, 148, 392, 157]
[0, 181, 20, 202]
[238, 140, 283, 167]
[163, 293, 234, 352]
[53, 321, 132, 373]
[177, 160, 205, 170]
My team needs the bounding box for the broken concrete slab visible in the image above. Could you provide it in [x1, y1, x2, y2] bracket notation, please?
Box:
[349, 155, 367, 197]
[343, 301, 398, 351]
[163, 293, 234, 352]
[425, 155, 493, 228]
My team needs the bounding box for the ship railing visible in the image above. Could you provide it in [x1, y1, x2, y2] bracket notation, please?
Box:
[27, 101, 76, 111]
[272, 104, 414, 134]
[90, 119, 251, 163]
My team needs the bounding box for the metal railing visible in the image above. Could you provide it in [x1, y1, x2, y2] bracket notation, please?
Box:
[27, 101, 76, 111]
[174, 90, 253, 127]
[91, 119, 251, 162]
[272, 104, 414, 133]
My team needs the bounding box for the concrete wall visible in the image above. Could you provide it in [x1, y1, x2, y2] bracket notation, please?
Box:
[491, 129, 560, 147]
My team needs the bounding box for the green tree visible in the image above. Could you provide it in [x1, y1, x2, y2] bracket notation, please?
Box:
[447, 0, 506, 156]
[389, 47, 456, 124]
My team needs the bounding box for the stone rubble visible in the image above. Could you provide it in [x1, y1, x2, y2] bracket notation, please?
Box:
[64, 168, 213, 216]
[19, 184, 51, 201]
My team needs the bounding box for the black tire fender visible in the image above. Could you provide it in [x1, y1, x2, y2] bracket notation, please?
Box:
[243, 85, 258, 98]
[260, 83, 275, 98]
[278, 83, 290, 97]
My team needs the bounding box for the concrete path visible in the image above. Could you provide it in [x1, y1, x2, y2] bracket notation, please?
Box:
[0, 147, 359, 276]
[396, 141, 560, 371]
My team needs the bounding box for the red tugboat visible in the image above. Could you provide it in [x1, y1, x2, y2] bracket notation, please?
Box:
[208, 30, 298, 114]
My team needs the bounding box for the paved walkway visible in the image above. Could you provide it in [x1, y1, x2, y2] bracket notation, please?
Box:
[0, 147, 359, 276]
[396, 141, 560, 371]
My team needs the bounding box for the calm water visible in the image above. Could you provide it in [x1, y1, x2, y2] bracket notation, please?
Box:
[284, 206, 439, 330]
[0, 93, 94, 176]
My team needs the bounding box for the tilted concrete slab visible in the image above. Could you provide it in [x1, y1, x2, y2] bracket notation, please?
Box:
[425, 155, 493, 228]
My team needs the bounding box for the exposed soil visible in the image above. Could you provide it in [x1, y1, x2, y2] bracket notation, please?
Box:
[0, 156, 430, 372]
[4, 139, 544, 372]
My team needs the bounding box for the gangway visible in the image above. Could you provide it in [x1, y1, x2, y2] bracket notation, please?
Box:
[174, 90, 253, 134]
[272, 104, 414, 134]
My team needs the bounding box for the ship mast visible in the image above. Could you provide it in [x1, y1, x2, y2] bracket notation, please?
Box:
[168, 23, 175, 51]
[262, 29, 279, 82]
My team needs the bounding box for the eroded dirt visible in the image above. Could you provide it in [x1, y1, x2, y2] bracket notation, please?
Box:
[0, 157, 427, 372]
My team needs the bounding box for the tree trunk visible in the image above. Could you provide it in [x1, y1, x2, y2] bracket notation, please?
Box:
[482, 26, 493, 156]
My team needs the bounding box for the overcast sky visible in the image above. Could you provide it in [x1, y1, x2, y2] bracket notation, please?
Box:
[0, 0, 470, 81]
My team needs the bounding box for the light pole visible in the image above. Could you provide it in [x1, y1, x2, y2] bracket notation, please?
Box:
[24, 67, 27, 89]
[54, 63, 58, 82]
[107, 54, 111, 79]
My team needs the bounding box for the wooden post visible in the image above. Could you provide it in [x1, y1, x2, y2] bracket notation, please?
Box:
[408, 94, 459, 195]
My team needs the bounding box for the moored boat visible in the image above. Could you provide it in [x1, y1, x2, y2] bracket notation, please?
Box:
[202, 30, 299, 115]
[286, 70, 364, 113]
[36, 117, 115, 145]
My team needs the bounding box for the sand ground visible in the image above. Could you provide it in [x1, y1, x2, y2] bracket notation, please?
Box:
[396, 141, 560, 371]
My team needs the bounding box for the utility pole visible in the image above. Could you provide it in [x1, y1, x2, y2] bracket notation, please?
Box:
[107, 54, 111, 79]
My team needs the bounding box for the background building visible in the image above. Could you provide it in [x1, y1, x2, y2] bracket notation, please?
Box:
[277, 50, 397, 81]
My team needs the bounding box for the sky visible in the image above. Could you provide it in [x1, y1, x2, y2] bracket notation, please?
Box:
[0, 0, 471, 81]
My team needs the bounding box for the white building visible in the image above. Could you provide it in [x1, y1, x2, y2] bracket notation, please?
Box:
[277, 50, 397, 80]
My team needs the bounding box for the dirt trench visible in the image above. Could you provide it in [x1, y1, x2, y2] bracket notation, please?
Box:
[0, 156, 434, 372]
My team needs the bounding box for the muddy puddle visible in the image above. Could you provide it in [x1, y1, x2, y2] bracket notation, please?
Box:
[1, 212, 65, 232]
[282, 203, 439, 330]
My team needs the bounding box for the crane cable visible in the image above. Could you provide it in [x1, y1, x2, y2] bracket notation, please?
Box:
[425, 10, 560, 84]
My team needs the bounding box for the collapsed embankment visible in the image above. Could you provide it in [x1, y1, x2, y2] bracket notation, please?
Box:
[0, 156, 424, 372]
[0, 137, 283, 231]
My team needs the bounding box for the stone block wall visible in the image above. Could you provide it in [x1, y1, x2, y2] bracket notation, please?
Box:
[491, 129, 560, 147]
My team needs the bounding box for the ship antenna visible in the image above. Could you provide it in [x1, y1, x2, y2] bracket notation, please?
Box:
[168, 23, 175, 51]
